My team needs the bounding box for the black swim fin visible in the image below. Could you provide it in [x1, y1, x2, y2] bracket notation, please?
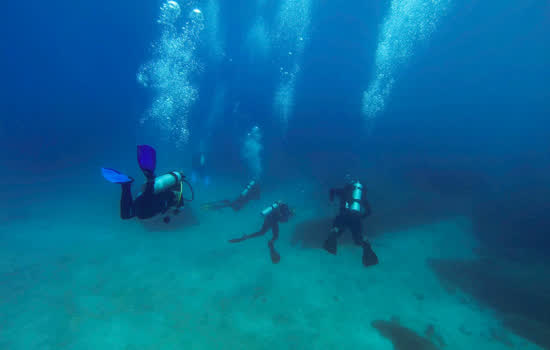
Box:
[362, 244, 378, 267]
[323, 238, 338, 255]
[268, 242, 280, 264]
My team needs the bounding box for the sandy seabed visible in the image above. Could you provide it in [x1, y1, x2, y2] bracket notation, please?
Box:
[0, 178, 542, 350]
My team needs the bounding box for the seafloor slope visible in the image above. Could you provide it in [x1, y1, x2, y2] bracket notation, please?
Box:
[0, 178, 545, 350]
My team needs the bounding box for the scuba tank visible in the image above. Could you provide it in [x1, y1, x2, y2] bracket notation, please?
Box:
[153, 171, 184, 194]
[347, 181, 363, 213]
[241, 180, 256, 197]
[261, 201, 280, 217]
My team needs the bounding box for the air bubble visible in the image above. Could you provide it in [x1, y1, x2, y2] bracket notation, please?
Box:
[137, 0, 206, 147]
[362, 0, 452, 124]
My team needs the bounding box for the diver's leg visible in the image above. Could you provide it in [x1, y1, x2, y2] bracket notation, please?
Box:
[129, 181, 158, 219]
[323, 216, 345, 255]
[230, 198, 246, 211]
[143, 181, 155, 196]
[351, 219, 367, 247]
[229, 220, 270, 243]
[120, 183, 135, 219]
[245, 221, 271, 239]
[268, 223, 280, 264]
[351, 220, 378, 267]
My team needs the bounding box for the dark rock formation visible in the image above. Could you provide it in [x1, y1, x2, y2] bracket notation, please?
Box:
[371, 318, 442, 350]
[429, 258, 550, 349]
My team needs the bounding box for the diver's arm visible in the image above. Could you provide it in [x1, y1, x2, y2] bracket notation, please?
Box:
[361, 199, 372, 218]
[230, 197, 246, 211]
[228, 217, 271, 243]
[329, 187, 345, 202]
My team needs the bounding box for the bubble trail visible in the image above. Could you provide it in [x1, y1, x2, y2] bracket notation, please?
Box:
[362, 0, 452, 128]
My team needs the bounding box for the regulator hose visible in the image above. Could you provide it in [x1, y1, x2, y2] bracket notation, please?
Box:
[181, 179, 195, 202]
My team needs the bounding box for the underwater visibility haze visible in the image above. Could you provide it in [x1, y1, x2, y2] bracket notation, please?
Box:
[1, 0, 550, 349]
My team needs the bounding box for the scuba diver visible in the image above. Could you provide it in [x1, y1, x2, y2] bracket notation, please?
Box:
[191, 142, 210, 185]
[228, 201, 294, 264]
[323, 177, 378, 267]
[101, 145, 194, 223]
[201, 180, 260, 211]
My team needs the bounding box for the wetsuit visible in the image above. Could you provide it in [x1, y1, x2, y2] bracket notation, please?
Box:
[230, 183, 261, 211]
[120, 181, 181, 220]
[324, 184, 378, 267]
[228, 203, 292, 264]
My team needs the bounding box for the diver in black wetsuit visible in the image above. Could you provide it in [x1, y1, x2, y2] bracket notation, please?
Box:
[229, 201, 294, 264]
[201, 180, 260, 212]
[101, 145, 193, 223]
[323, 178, 378, 267]
[118, 174, 183, 221]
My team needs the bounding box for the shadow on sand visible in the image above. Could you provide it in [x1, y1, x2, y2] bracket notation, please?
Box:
[429, 258, 550, 349]
[371, 317, 444, 350]
[140, 206, 200, 233]
[290, 199, 465, 249]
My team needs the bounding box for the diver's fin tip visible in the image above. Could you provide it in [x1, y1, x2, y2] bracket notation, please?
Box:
[137, 145, 157, 175]
[101, 168, 133, 184]
[362, 245, 379, 267]
[323, 238, 338, 255]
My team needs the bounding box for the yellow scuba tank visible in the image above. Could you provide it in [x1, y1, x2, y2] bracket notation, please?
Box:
[153, 171, 184, 194]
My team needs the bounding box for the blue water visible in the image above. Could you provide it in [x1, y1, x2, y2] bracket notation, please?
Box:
[1, 0, 549, 349]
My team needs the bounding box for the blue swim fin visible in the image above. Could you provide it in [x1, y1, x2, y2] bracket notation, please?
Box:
[137, 145, 156, 179]
[101, 168, 133, 184]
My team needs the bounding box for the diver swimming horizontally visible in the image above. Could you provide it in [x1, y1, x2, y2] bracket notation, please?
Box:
[228, 201, 294, 264]
[101, 145, 194, 223]
[323, 177, 378, 267]
[201, 180, 260, 211]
